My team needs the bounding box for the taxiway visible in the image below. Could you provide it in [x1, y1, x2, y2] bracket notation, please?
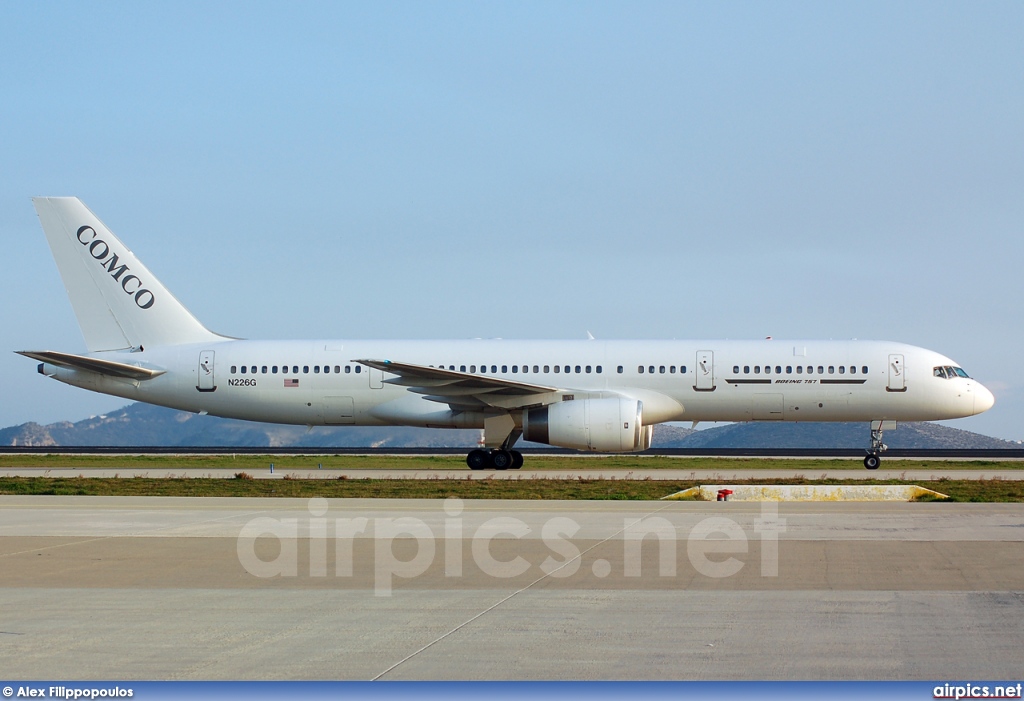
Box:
[1, 496, 1022, 680]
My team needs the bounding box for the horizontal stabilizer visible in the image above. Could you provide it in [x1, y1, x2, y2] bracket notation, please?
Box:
[16, 350, 165, 380]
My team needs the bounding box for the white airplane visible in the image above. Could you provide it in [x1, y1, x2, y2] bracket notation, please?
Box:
[19, 197, 994, 470]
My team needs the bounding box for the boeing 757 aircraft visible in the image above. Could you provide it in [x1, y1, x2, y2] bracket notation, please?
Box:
[19, 197, 994, 469]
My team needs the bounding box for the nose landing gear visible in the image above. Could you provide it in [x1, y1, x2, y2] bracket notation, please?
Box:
[864, 420, 896, 469]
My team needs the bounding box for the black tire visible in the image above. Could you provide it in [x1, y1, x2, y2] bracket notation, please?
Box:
[467, 449, 489, 470]
[864, 454, 881, 470]
[491, 449, 512, 470]
[510, 450, 524, 470]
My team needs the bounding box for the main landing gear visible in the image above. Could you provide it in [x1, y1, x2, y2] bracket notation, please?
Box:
[864, 420, 895, 470]
[466, 448, 524, 470]
[468, 416, 525, 470]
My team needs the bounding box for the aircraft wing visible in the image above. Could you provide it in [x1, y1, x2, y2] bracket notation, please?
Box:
[16, 350, 165, 381]
[354, 359, 561, 410]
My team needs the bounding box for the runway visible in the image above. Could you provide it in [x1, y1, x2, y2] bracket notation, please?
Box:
[1, 466, 1023, 480]
[1, 496, 1022, 680]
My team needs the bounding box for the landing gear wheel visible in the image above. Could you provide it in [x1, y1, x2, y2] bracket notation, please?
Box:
[467, 449, 489, 470]
[510, 450, 524, 470]
[490, 449, 512, 470]
[864, 454, 881, 470]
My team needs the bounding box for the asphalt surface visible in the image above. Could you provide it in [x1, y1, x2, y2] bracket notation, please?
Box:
[1, 466, 1022, 480]
[1, 497, 1022, 680]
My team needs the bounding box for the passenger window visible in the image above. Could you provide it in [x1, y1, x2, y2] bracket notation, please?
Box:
[324, 366, 330, 374]
[501, 365, 508, 373]
[862, 366, 868, 374]
[461, 365, 467, 372]
[512, 366, 518, 373]
[617, 366, 623, 374]
[544, 365, 550, 373]
[828, 366, 834, 374]
[272, 366, 278, 374]
[775, 366, 782, 374]
[231, 366, 237, 374]
[839, 366, 845, 374]
[249, 366, 256, 374]
[765, 366, 771, 375]
[345, 366, 351, 374]
[754, 366, 760, 374]
[818, 366, 824, 374]
[315, 366, 321, 374]
[733, 366, 739, 374]
[564, 366, 570, 373]
[786, 366, 792, 374]
[744, 366, 750, 374]
[554, 366, 560, 373]
[490, 365, 496, 373]
[850, 366, 857, 374]
[680, 366, 686, 374]
[596, 366, 602, 373]
[240, 366, 246, 374]
[648, 366, 655, 374]
[585, 365, 592, 373]
[659, 366, 665, 374]
[575, 365, 581, 373]
[796, 366, 802, 374]
[355, 366, 361, 374]
[533, 365, 539, 373]
[303, 366, 309, 374]
[638, 366, 644, 374]
[262, 366, 268, 374]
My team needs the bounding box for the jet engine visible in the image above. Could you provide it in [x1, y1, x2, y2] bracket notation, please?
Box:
[523, 398, 648, 452]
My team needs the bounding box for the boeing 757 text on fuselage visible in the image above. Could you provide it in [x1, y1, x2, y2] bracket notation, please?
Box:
[19, 197, 994, 469]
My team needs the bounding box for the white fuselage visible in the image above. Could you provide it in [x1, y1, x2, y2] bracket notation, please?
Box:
[40, 338, 993, 429]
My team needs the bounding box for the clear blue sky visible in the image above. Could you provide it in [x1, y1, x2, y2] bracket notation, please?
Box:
[2, 1, 1022, 441]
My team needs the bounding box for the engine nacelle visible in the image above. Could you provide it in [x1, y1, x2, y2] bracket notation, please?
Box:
[523, 398, 645, 452]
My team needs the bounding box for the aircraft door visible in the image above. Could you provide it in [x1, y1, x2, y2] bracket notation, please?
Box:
[323, 396, 355, 425]
[752, 393, 784, 420]
[369, 367, 384, 389]
[888, 354, 906, 392]
[694, 350, 716, 391]
[197, 350, 216, 392]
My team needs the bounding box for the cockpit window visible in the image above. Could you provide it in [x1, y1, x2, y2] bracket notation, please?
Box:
[934, 365, 970, 379]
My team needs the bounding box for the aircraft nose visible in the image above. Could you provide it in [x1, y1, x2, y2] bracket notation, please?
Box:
[974, 383, 995, 415]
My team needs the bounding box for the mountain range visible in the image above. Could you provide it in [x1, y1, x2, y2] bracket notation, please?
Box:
[1, 402, 1018, 450]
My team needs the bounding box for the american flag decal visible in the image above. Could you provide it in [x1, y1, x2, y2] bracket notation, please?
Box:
[284, 379, 299, 387]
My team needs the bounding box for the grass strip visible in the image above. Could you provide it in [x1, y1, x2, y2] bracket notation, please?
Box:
[0, 476, 1020, 501]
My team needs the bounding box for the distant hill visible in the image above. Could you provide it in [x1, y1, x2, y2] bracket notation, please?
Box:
[0, 403, 484, 448]
[0, 402, 1017, 450]
[655, 420, 1018, 450]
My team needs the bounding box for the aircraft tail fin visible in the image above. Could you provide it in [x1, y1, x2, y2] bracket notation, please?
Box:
[32, 197, 224, 352]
